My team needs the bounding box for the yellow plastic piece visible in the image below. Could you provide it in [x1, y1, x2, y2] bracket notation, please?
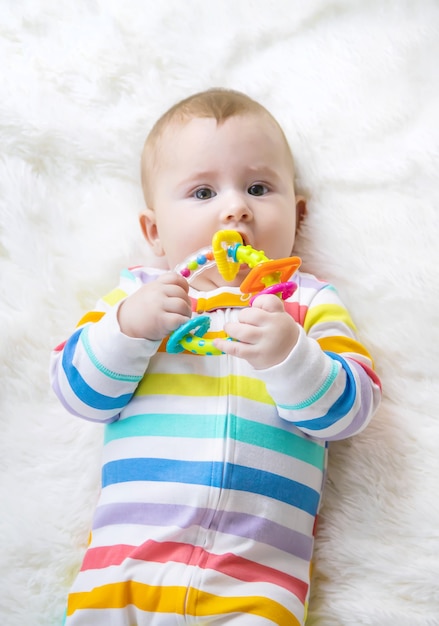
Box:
[234, 244, 269, 268]
[179, 334, 225, 356]
[212, 230, 301, 295]
[212, 230, 243, 281]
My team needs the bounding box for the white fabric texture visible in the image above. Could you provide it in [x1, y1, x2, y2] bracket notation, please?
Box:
[1, 2, 438, 625]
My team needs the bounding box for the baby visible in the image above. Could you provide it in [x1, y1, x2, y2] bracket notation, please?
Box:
[51, 88, 381, 626]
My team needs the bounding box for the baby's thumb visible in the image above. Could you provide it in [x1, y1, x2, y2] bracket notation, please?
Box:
[250, 294, 285, 312]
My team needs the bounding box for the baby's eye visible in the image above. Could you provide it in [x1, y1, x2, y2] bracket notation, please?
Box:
[248, 184, 268, 196]
[194, 188, 216, 200]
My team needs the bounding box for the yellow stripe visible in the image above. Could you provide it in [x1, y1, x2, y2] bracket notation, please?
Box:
[67, 582, 301, 625]
[188, 586, 301, 625]
[67, 582, 185, 615]
[135, 373, 274, 404]
[316, 335, 373, 363]
[303, 303, 356, 333]
[102, 288, 128, 306]
[76, 311, 105, 327]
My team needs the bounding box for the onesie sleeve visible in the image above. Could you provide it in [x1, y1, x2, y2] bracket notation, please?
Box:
[50, 268, 161, 423]
[256, 276, 382, 441]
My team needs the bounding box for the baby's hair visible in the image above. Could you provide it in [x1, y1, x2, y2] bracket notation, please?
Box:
[141, 88, 295, 206]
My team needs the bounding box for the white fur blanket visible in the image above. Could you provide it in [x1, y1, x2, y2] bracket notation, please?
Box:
[1, 2, 438, 625]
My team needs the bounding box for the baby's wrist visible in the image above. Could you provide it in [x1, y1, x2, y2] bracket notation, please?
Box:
[117, 300, 141, 338]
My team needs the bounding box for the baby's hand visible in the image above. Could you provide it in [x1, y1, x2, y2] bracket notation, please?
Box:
[117, 273, 192, 340]
[213, 295, 300, 369]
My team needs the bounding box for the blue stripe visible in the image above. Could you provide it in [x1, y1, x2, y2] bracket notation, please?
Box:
[102, 458, 320, 516]
[293, 352, 356, 431]
[62, 329, 134, 410]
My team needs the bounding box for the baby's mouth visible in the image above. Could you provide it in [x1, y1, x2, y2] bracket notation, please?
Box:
[236, 231, 251, 247]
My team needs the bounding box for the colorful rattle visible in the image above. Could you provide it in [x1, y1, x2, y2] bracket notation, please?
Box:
[166, 230, 301, 355]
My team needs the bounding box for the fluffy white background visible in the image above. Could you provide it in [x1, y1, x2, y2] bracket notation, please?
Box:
[1, 1, 438, 625]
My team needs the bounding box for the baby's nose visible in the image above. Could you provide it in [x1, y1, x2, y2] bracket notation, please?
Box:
[221, 192, 253, 222]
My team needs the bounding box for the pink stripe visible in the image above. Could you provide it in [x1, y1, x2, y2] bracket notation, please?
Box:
[81, 540, 309, 603]
[350, 358, 382, 390]
[284, 301, 309, 326]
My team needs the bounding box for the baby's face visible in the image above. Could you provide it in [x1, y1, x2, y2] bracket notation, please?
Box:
[141, 113, 300, 291]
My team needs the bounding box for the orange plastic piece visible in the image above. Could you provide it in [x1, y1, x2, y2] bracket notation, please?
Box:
[240, 256, 302, 295]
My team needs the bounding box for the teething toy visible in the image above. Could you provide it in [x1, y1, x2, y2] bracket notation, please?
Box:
[166, 316, 232, 356]
[167, 230, 301, 355]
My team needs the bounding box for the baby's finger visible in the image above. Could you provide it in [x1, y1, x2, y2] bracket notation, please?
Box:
[213, 337, 244, 358]
[159, 271, 190, 292]
[250, 294, 285, 313]
[164, 297, 192, 317]
[223, 320, 261, 344]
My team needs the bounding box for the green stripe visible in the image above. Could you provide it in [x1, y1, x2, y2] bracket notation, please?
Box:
[81, 326, 143, 383]
[121, 268, 136, 281]
[104, 413, 325, 469]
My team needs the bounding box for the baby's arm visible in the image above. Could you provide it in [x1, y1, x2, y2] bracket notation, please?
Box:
[50, 271, 191, 423]
[218, 283, 381, 441]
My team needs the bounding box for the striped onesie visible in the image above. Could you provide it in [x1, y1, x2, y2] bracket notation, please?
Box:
[50, 266, 381, 626]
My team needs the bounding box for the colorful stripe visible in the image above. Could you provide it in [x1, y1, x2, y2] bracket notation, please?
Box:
[80, 541, 309, 603]
[134, 372, 274, 404]
[62, 330, 134, 410]
[291, 353, 356, 430]
[92, 503, 314, 561]
[102, 287, 128, 306]
[104, 413, 325, 469]
[102, 459, 321, 515]
[316, 335, 373, 362]
[76, 311, 105, 328]
[303, 302, 357, 333]
[67, 581, 301, 625]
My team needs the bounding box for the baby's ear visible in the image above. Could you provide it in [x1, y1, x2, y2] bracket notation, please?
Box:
[139, 210, 165, 257]
[295, 196, 307, 230]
